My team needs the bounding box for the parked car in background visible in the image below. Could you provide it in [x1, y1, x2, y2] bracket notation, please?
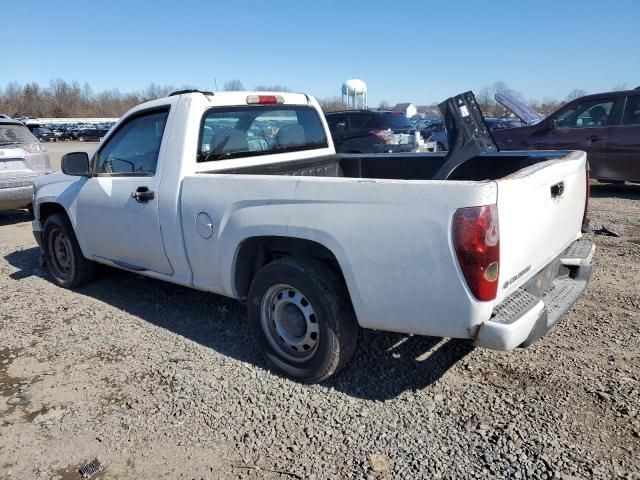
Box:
[31, 127, 58, 142]
[325, 110, 417, 153]
[76, 128, 109, 142]
[63, 126, 83, 140]
[417, 120, 445, 142]
[0, 119, 52, 212]
[50, 127, 66, 141]
[493, 90, 640, 183]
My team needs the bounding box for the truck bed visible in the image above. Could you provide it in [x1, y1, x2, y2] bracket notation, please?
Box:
[201, 150, 572, 182]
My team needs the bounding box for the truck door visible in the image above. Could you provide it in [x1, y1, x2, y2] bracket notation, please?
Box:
[606, 95, 640, 182]
[75, 107, 174, 275]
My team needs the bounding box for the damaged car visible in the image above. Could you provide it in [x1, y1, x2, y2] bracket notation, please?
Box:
[493, 90, 640, 183]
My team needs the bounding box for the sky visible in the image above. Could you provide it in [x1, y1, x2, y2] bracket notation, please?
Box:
[3, 0, 639, 106]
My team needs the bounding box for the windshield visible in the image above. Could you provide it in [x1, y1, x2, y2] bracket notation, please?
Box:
[0, 124, 39, 145]
[198, 105, 328, 162]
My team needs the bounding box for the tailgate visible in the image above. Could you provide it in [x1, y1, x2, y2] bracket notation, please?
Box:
[495, 150, 587, 302]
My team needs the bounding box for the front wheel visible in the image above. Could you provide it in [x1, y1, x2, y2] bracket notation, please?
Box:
[43, 213, 95, 288]
[247, 257, 359, 383]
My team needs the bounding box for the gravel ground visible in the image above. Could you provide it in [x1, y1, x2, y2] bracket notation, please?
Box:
[0, 183, 639, 479]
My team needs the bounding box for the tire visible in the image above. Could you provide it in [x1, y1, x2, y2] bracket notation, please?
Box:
[436, 142, 446, 152]
[247, 257, 359, 383]
[26, 204, 34, 218]
[43, 213, 95, 288]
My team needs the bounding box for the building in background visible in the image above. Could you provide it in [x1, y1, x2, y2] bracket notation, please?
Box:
[393, 103, 417, 118]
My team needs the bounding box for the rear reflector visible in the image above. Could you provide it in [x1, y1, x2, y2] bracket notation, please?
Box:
[246, 95, 284, 105]
[452, 204, 500, 301]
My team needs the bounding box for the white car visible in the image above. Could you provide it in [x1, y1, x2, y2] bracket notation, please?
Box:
[31, 90, 594, 382]
[0, 119, 52, 212]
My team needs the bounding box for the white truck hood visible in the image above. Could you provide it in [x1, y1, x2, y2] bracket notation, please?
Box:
[495, 93, 544, 126]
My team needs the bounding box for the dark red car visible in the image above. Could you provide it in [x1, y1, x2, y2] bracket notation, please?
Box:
[493, 89, 640, 183]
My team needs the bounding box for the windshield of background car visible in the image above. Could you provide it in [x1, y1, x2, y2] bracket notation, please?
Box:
[198, 105, 328, 162]
[370, 113, 414, 130]
[0, 124, 39, 145]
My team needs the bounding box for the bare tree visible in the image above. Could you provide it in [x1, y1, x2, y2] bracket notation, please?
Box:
[223, 79, 244, 91]
[611, 83, 627, 92]
[318, 96, 348, 112]
[0, 79, 182, 118]
[565, 89, 587, 101]
[476, 86, 494, 116]
[142, 83, 175, 101]
[378, 100, 391, 109]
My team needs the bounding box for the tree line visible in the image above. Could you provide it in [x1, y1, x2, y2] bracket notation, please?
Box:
[0, 78, 630, 119]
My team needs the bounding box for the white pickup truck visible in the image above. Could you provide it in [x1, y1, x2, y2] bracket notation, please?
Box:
[32, 90, 594, 382]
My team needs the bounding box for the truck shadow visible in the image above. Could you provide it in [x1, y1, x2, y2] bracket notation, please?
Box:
[4, 247, 473, 401]
[590, 182, 640, 200]
[0, 209, 32, 227]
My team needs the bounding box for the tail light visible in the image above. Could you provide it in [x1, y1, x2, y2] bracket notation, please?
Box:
[369, 129, 394, 144]
[582, 170, 590, 232]
[452, 204, 500, 301]
[246, 95, 284, 105]
[22, 143, 44, 153]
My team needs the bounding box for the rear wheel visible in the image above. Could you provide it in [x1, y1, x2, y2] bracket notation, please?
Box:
[247, 257, 358, 383]
[43, 213, 95, 288]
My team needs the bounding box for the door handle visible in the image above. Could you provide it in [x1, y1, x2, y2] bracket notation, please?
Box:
[587, 134, 603, 142]
[131, 186, 155, 203]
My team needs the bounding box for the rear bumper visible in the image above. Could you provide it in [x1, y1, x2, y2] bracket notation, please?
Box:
[0, 184, 34, 210]
[475, 238, 595, 350]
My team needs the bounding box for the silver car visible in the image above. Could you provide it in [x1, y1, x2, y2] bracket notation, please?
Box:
[0, 119, 53, 212]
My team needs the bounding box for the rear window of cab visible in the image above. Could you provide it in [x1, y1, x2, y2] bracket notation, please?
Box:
[197, 105, 328, 162]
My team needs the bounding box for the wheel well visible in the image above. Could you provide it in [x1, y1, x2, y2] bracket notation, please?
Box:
[39, 202, 67, 224]
[234, 236, 344, 298]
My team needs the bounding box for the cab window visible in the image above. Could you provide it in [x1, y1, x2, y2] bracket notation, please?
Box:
[95, 109, 169, 176]
[556, 99, 615, 128]
[198, 105, 328, 162]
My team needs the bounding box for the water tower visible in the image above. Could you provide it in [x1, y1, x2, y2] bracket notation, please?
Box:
[342, 79, 368, 109]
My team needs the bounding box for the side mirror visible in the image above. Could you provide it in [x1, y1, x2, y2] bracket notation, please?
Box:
[548, 118, 558, 130]
[61, 152, 90, 176]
